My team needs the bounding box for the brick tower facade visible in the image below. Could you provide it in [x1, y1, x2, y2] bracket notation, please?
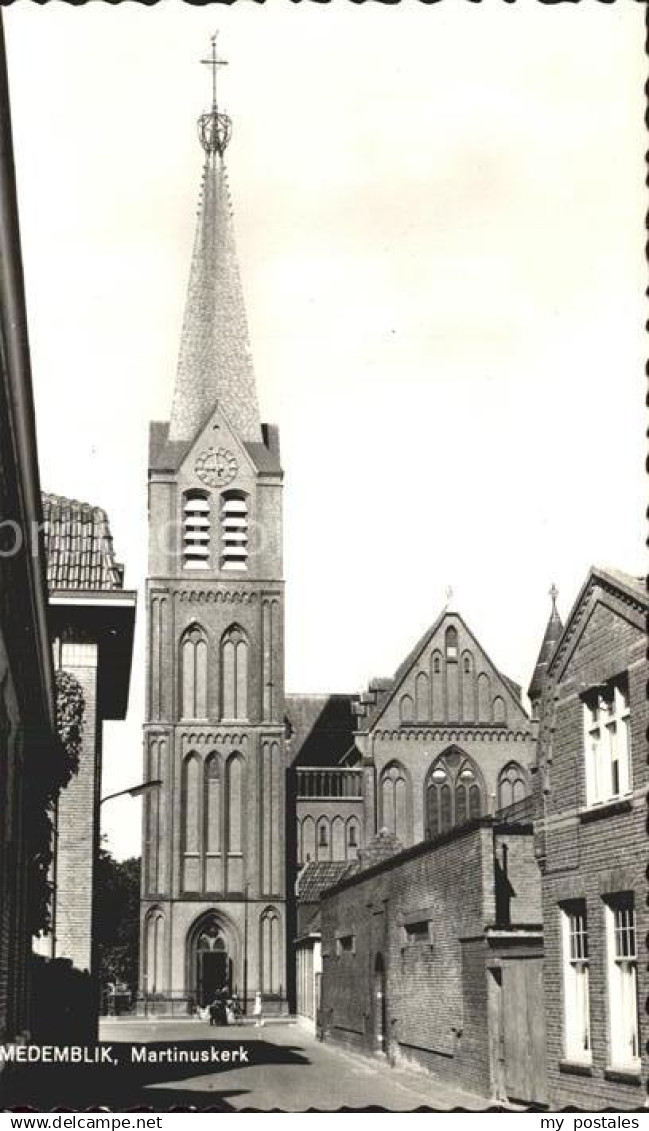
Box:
[140, 52, 287, 1015]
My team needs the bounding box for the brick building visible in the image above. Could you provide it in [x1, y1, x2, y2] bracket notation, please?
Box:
[140, 74, 287, 1014]
[319, 822, 546, 1105]
[36, 494, 136, 978]
[533, 567, 647, 1110]
[0, 16, 62, 1048]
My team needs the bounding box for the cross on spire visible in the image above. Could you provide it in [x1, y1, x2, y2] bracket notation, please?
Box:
[201, 32, 228, 112]
[197, 33, 232, 160]
[549, 583, 559, 613]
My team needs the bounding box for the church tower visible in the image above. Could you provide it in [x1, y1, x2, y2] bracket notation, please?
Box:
[140, 40, 287, 1015]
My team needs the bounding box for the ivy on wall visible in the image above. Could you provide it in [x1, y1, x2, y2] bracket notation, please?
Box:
[55, 669, 85, 784]
[28, 669, 86, 937]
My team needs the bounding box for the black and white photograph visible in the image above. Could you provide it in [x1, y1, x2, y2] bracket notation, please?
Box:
[0, 0, 645, 1117]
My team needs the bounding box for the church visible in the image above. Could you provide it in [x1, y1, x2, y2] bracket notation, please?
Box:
[139, 46, 538, 1017]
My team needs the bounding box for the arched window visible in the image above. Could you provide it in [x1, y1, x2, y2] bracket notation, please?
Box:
[145, 909, 165, 995]
[478, 672, 491, 722]
[433, 653, 441, 674]
[415, 672, 429, 722]
[260, 907, 281, 996]
[425, 748, 484, 839]
[221, 490, 248, 571]
[493, 696, 507, 724]
[346, 817, 360, 859]
[226, 753, 244, 853]
[180, 625, 208, 719]
[445, 625, 458, 661]
[462, 651, 475, 723]
[497, 762, 528, 809]
[183, 491, 210, 570]
[332, 816, 345, 860]
[182, 752, 201, 854]
[204, 753, 221, 853]
[301, 816, 315, 863]
[399, 694, 414, 724]
[221, 625, 249, 720]
[317, 818, 330, 861]
[380, 762, 410, 844]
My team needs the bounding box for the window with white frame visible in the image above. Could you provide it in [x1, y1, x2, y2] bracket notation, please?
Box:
[561, 902, 591, 1063]
[605, 895, 639, 1071]
[183, 492, 210, 569]
[582, 675, 630, 808]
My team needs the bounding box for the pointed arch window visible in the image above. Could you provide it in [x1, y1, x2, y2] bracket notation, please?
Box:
[183, 491, 211, 570]
[182, 752, 201, 854]
[221, 625, 249, 720]
[497, 762, 528, 810]
[380, 762, 410, 845]
[346, 817, 359, 858]
[300, 815, 315, 864]
[180, 625, 208, 719]
[426, 749, 483, 839]
[399, 694, 414, 725]
[226, 753, 244, 854]
[204, 753, 221, 853]
[145, 909, 165, 995]
[221, 490, 248, 571]
[260, 907, 281, 996]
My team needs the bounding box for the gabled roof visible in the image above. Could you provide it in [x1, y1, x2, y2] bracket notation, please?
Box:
[285, 693, 358, 767]
[546, 565, 647, 682]
[42, 494, 124, 592]
[296, 860, 358, 903]
[168, 158, 261, 445]
[358, 607, 529, 732]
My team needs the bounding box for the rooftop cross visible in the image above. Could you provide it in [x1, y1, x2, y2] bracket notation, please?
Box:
[201, 32, 228, 113]
[549, 583, 559, 612]
[197, 33, 232, 160]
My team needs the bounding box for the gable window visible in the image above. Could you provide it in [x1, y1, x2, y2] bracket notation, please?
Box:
[445, 625, 458, 661]
[605, 895, 639, 1071]
[561, 901, 591, 1064]
[582, 675, 630, 807]
[221, 491, 248, 571]
[183, 491, 210, 570]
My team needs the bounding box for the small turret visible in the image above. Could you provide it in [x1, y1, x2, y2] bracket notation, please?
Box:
[528, 584, 563, 718]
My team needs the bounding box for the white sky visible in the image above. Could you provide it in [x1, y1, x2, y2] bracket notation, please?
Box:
[4, 2, 645, 860]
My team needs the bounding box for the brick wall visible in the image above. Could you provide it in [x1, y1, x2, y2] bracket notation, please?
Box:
[538, 578, 647, 1110]
[321, 821, 541, 1099]
[53, 646, 99, 973]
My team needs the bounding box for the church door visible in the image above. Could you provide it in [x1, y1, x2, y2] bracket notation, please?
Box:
[195, 923, 230, 1006]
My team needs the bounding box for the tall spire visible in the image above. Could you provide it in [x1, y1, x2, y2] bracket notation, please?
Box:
[528, 583, 563, 709]
[168, 37, 261, 444]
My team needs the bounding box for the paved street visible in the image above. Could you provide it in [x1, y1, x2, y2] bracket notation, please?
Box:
[5, 1018, 502, 1111]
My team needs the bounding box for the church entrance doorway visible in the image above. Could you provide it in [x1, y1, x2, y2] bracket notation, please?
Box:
[193, 918, 232, 1007]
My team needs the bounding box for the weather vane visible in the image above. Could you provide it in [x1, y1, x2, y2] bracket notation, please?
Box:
[197, 32, 232, 160]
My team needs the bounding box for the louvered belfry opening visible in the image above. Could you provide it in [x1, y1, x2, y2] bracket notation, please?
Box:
[221, 490, 248, 570]
[183, 491, 211, 570]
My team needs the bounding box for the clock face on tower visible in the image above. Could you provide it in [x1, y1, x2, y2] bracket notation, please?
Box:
[195, 446, 238, 487]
